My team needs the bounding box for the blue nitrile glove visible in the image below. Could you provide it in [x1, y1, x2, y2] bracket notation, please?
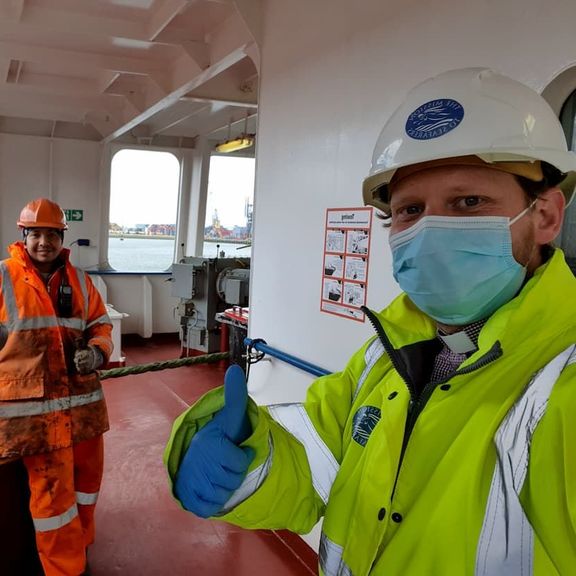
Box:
[174, 364, 254, 517]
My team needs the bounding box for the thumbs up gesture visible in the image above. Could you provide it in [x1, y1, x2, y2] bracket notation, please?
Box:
[174, 365, 254, 517]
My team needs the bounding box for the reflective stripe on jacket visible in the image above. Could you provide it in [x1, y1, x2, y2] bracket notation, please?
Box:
[165, 249, 576, 575]
[0, 242, 113, 459]
[475, 344, 576, 575]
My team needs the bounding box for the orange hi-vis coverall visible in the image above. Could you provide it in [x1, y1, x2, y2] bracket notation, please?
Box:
[0, 242, 113, 576]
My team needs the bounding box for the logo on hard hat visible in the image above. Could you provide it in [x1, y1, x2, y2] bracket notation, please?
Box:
[405, 99, 464, 140]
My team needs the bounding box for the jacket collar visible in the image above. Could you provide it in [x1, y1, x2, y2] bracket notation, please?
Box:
[7, 241, 71, 271]
[477, 248, 576, 359]
[376, 249, 576, 361]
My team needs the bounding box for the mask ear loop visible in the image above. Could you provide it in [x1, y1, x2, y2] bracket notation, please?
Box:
[509, 199, 538, 226]
[509, 199, 539, 269]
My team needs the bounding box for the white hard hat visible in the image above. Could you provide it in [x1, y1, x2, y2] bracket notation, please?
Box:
[363, 68, 576, 211]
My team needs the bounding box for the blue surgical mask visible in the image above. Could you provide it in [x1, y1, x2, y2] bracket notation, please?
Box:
[389, 205, 534, 325]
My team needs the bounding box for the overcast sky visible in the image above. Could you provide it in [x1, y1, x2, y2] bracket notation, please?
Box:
[110, 150, 255, 229]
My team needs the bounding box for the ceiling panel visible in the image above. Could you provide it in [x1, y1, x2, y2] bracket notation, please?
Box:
[0, 0, 260, 143]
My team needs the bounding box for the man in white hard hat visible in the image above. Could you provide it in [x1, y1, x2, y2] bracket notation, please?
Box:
[166, 68, 576, 575]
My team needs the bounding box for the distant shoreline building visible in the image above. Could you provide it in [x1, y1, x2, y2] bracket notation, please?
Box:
[109, 198, 253, 241]
[203, 200, 253, 241]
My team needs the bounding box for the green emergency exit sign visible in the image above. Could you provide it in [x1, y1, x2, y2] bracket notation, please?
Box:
[64, 209, 84, 222]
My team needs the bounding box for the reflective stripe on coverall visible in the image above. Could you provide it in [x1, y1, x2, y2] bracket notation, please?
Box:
[24, 436, 104, 576]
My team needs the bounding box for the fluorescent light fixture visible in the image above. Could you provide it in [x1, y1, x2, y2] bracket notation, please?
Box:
[214, 135, 255, 153]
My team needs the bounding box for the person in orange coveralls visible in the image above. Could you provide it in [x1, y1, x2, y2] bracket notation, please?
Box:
[0, 198, 113, 576]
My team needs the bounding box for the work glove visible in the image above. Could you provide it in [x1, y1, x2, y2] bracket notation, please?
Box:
[174, 364, 254, 518]
[74, 345, 104, 374]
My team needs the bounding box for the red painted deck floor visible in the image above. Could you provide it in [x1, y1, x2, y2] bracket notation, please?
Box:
[89, 335, 318, 576]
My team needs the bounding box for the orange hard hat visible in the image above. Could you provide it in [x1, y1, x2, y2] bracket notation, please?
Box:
[17, 198, 68, 230]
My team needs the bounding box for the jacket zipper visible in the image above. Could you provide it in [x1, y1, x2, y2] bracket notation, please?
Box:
[362, 306, 417, 403]
[362, 306, 503, 499]
[402, 340, 503, 447]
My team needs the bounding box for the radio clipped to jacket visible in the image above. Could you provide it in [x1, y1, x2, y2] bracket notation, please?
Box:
[58, 283, 73, 317]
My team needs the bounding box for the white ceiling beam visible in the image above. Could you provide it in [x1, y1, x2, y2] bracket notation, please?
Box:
[149, 102, 211, 135]
[0, 90, 121, 130]
[123, 92, 147, 115]
[0, 58, 10, 83]
[181, 41, 211, 70]
[244, 42, 259, 71]
[175, 107, 256, 138]
[0, 41, 166, 76]
[0, 82, 124, 118]
[18, 72, 113, 99]
[148, 71, 173, 95]
[5, 6, 149, 42]
[123, 101, 144, 119]
[233, 0, 262, 51]
[147, 0, 194, 41]
[9, 73, 132, 124]
[169, 15, 253, 91]
[103, 38, 254, 143]
[14, 60, 22, 83]
[180, 95, 257, 108]
[0, 102, 81, 125]
[182, 58, 258, 105]
[11, 0, 24, 21]
[152, 22, 209, 44]
[0, 3, 233, 52]
[206, 11, 254, 65]
[183, 83, 256, 106]
[0, 0, 25, 21]
[209, 110, 257, 135]
[84, 117, 106, 138]
[150, 111, 202, 135]
[98, 71, 120, 94]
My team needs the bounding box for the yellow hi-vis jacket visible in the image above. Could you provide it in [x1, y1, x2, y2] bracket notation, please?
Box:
[165, 249, 576, 575]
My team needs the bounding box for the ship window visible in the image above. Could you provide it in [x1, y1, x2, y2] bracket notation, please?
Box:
[559, 91, 576, 272]
[203, 155, 255, 258]
[108, 149, 180, 272]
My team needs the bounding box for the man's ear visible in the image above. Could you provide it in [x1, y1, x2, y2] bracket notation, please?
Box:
[533, 187, 565, 245]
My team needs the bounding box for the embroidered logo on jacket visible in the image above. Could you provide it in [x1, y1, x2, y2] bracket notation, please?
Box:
[352, 406, 381, 446]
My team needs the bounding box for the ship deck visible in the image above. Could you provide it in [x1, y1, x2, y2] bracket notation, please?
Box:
[89, 334, 318, 575]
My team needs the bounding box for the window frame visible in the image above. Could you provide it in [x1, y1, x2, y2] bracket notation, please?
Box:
[103, 144, 184, 273]
[203, 151, 256, 259]
[559, 90, 576, 268]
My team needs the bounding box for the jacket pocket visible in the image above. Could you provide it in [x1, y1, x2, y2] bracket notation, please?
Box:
[0, 376, 45, 400]
[0, 332, 48, 400]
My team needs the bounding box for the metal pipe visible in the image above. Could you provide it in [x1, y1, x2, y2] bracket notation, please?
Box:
[244, 338, 331, 378]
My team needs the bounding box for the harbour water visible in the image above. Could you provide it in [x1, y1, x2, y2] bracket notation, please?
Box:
[107, 237, 251, 272]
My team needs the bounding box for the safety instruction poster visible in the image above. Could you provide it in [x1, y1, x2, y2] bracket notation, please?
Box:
[321, 207, 373, 322]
